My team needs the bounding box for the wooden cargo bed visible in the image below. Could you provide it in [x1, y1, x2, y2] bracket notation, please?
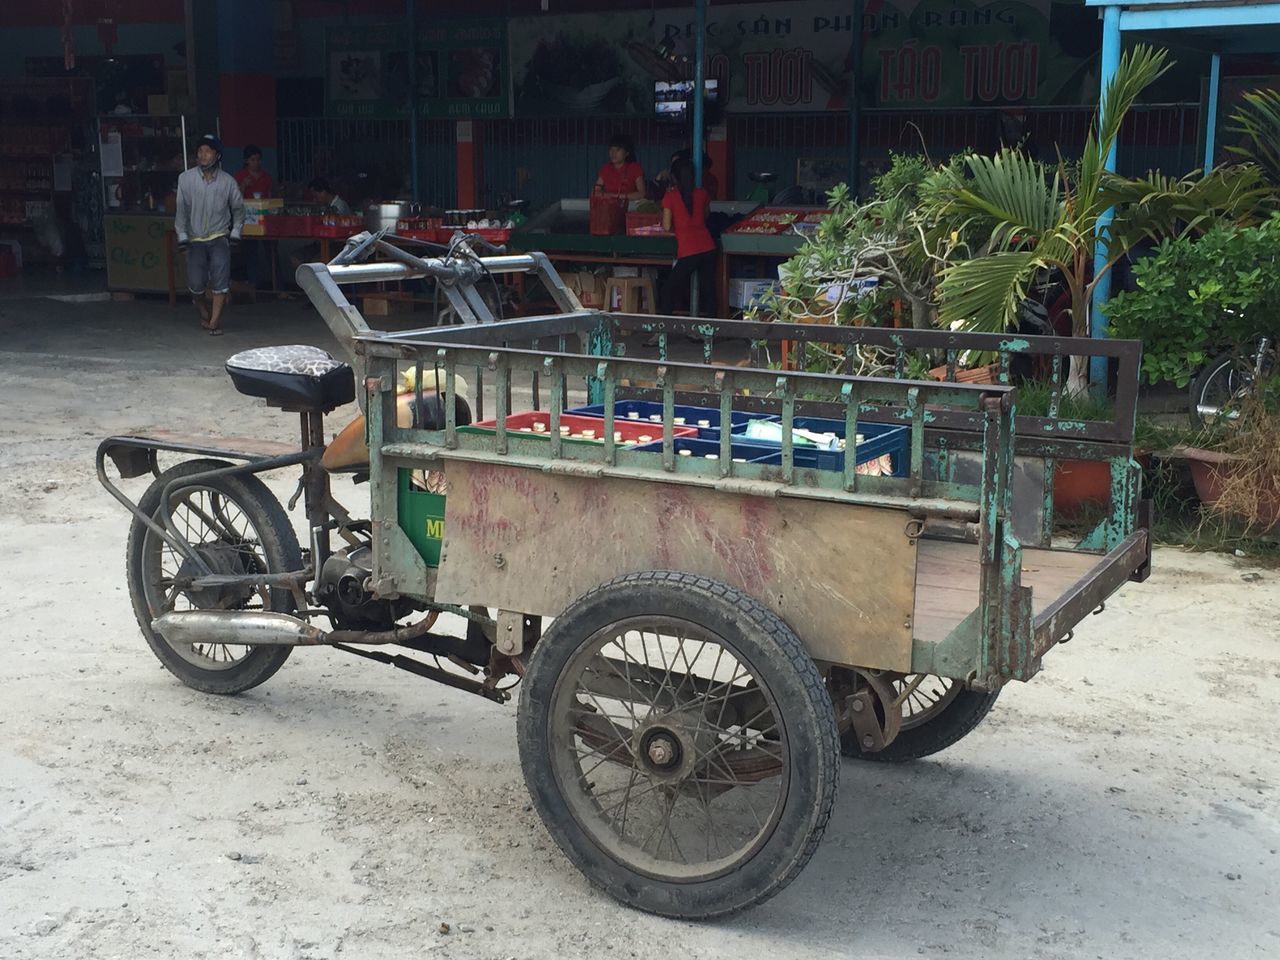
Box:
[913, 539, 1098, 643]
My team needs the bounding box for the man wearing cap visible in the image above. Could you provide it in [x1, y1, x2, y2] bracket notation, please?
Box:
[175, 134, 244, 335]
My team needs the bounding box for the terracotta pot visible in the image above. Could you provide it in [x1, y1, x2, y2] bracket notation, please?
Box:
[927, 362, 998, 384]
[1053, 454, 1151, 518]
[1053, 458, 1110, 516]
[1180, 445, 1280, 528]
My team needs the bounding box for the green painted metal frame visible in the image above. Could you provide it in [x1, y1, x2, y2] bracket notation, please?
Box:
[350, 311, 1145, 687]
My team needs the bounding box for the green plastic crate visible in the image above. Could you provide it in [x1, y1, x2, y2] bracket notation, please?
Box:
[396, 469, 446, 567]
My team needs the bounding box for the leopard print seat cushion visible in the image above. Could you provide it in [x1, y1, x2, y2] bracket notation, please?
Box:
[225, 345, 347, 377]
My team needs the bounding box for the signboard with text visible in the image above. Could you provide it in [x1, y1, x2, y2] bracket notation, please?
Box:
[509, 0, 1099, 115]
[327, 20, 509, 119]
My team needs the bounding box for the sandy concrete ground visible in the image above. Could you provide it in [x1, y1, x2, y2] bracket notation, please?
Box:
[2, 294, 1278, 960]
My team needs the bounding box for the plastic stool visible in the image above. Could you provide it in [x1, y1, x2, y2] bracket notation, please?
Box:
[605, 277, 657, 315]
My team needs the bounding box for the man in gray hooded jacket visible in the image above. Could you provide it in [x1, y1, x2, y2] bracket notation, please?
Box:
[175, 134, 244, 335]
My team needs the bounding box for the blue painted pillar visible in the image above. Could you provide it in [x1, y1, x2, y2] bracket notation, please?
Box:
[1089, 4, 1122, 391]
[692, 0, 707, 187]
[408, 0, 419, 201]
[1203, 52, 1222, 175]
[849, 0, 864, 197]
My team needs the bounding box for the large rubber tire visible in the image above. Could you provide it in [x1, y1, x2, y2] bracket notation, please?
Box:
[125, 458, 301, 695]
[1188, 341, 1275, 427]
[841, 679, 1000, 763]
[517, 571, 839, 919]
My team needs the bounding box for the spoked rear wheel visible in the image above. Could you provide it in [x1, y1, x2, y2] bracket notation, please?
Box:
[125, 458, 302, 694]
[518, 572, 838, 919]
[840, 674, 1000, 762]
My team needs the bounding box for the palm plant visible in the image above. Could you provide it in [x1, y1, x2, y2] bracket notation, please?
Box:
[1227, 88, 1280, 185]
[928, 44, 1171, 392]
[1102, 163, 1272, 250]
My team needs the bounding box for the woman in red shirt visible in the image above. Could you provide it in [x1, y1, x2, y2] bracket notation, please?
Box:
[234, 144, 273, 199]
[659, 158, 717, 317]
[594, 133, 645, 200]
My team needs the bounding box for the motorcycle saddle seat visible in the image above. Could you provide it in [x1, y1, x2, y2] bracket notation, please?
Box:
[225, 344, 355, 411]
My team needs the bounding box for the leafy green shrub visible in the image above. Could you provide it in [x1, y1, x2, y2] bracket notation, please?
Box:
[1108, 214, 1280, 386]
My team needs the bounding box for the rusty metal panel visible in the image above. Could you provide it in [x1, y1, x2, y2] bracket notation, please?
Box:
[434, 460, 917, 671]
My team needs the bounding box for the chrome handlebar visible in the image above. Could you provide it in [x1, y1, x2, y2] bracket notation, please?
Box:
[294, 231, 591, 410]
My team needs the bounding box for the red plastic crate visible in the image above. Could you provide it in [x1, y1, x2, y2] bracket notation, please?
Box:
[306, 214, 365, 238]
[309, 222, 351, 238]
[470, 411, 697, 443]
[625, 212, 669, 236]
[263, 215, 311, 237]
[439, 226, 511, 245]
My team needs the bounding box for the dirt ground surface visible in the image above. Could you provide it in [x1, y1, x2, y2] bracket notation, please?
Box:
[2, 293, 1278, 960]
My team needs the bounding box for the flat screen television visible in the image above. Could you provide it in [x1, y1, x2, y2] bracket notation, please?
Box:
[654, 79, 719, 121]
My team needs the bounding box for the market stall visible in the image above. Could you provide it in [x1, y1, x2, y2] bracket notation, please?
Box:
[99, 114, 189, 297]
[0, 78, 96, 271]
[719, 205, 832, 315]
[510, 197, 758, 311]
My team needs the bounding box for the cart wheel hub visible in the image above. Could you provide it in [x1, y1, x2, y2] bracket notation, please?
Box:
[177, 541, 252, 609]
[644, 732, 679, 769]
[638, 728, 684, 774]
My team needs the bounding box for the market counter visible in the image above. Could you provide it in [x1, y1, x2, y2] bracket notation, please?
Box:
[510, 198, 675, 261]
[511, 198, 760, 312]
[104, 213, 185, 297]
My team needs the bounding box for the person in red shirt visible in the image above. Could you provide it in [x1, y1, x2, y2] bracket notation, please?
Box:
[233, 145, 272, 290]
[594, 133, 645, 199]
[659, 158, 717, 317]
[234, 144, 273, 200]
[658, 149, 719, 200]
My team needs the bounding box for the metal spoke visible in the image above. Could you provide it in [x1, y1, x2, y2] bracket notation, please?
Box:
[666, 633, 707, 708]
[660, 794, 686, 864]
[595, 778, 664, 819]
[550, 614, 788, 880]
[142, 483, 273, 671]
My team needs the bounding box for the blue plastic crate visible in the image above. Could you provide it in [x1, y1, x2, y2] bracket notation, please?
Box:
[626, 436, 780, 463]
[566, 401, 778, 439]
[734, 419, 910, 476]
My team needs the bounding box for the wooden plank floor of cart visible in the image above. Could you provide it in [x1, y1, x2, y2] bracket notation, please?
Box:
[913, 539, 1098, 643]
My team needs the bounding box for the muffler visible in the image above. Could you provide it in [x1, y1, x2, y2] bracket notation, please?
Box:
[152, 610, 326, 646]
[151, 609, 444, 648]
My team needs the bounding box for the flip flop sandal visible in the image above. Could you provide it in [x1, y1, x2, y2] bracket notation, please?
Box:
[208, 327, 224, 336]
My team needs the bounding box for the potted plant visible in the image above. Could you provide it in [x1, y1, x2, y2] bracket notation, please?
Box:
[1173, 378, 1280, 531]
[755, 153, 959, 335]
[1013, 381, 1132, 515]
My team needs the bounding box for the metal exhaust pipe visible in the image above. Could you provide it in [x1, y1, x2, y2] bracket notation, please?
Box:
[152, 610, 326, 647]
[151, 610, 443, 648]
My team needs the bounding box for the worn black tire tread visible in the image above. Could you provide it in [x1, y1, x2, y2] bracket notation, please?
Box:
[518, 570, 838, 919]
[1188, 351, 1237, 427]
[124, 458, 299, 695]
[841, 686, 1000, 762]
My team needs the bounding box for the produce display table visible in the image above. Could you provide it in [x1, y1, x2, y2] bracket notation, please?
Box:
[511, 198, 759, 313]
[510, 199, 675, 259]
[718, 206, 830, 314]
